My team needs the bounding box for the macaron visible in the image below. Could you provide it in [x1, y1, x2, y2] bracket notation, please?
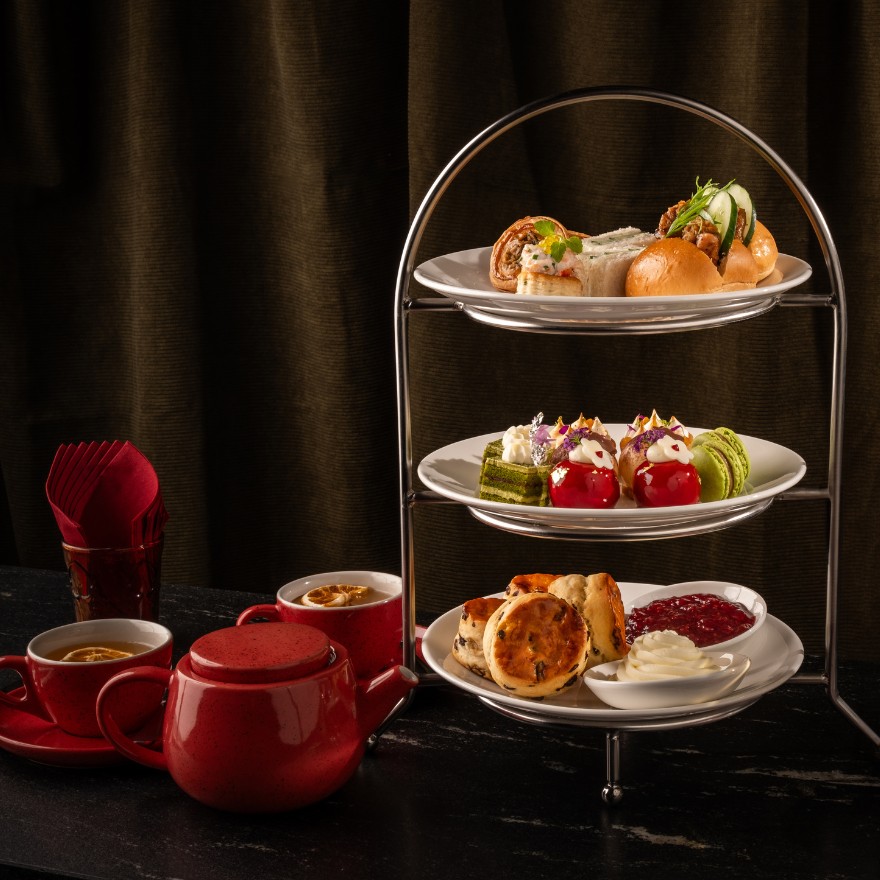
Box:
[691, 428, 749, 500]
[690, 443, 731, 502]
[714, 427, 751, 483]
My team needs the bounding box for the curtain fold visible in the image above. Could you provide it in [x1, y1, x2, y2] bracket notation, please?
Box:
[1, 1, 876, 658]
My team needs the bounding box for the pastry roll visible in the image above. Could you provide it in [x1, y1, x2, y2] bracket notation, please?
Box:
[489, 216, 568, 291]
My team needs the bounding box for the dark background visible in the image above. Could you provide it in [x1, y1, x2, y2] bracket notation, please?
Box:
[1, 1, 876, 659]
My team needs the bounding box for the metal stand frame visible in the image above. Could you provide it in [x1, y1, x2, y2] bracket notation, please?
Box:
[393, 87, 873, 803]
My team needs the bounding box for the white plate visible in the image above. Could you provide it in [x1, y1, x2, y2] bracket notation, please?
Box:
[417, 426, 806, 536]
[421, 582, 804, 724]
[414, 247, 812, 329]
[626, 580, 767, 652]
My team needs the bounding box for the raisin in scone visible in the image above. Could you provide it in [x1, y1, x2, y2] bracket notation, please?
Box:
[548, 573, 628, 668]
[452, 596, 505, 678]
[482, 592, 589, 698]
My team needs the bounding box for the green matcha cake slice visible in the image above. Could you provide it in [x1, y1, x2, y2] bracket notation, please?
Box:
[478, 439, 551, 506]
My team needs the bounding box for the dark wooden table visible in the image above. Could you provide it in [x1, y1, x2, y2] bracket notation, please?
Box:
[0, 565, 877, 880]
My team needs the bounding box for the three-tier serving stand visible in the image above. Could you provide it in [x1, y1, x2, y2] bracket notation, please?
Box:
[392, 88, 875, 803]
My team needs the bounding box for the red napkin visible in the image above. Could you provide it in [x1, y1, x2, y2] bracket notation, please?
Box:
[46, 441, 168, 548]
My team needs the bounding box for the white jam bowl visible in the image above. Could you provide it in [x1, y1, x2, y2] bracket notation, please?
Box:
[584, 651, 751, 710]
[625, 580, 767, 653]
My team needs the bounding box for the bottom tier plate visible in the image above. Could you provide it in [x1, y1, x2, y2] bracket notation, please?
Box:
[420, 582, 804, 728]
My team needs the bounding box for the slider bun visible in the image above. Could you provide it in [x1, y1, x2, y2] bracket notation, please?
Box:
[719, 240, 761, 290]
[625, 238, 723, 296]
[625, 224, 779, 297]
[748, 221, 779, 281]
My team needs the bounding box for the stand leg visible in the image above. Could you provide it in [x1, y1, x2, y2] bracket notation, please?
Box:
[601, 730, 623, 805]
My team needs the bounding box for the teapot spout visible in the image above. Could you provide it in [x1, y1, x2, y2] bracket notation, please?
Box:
[357, 665, 419, 738]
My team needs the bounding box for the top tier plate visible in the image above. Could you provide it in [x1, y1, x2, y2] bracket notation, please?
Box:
[413, 247, 812, 333]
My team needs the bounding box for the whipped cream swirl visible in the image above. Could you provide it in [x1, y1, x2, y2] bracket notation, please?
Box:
[617, 630, 721, 681]
[501, 424, 532, 464]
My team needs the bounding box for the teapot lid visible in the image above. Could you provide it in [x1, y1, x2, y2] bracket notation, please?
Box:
[189, 623, 333, 684]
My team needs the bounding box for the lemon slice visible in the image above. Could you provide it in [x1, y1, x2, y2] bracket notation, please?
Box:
[61, 646, 134, 662]
[302, 584, 369, 608]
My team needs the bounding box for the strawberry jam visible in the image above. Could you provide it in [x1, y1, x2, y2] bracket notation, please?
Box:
[626, 593, 756, 647]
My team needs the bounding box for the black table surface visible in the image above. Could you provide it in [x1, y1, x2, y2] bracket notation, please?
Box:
[0, 565, 877, 880]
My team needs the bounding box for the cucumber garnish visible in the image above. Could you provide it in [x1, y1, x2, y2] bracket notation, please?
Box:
[727, 183, 756, 246]
[705, 190, 738, 255]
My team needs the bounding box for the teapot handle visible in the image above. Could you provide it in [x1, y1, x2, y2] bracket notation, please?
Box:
[236, 604, 280, 625]
[96, 667, 170, 771]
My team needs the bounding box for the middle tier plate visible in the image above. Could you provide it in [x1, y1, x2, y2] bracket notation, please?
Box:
[417, 426, 806, 540]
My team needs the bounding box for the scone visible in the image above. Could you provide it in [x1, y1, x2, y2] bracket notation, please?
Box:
[505, 572, 562, 598]
[452, 596, 505, 678]
[548, 573, 629, 668]
[482, 592, 589, 698]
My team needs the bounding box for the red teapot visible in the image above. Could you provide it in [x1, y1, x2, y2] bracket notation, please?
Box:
[96, 622, 418, 812]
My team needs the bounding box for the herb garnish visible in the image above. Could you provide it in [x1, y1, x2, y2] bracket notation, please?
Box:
[664, 177, 734, 238]
[533, 219, 583, 261]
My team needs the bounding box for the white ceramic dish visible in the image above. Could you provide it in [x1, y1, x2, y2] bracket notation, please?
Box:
[413, 247, 811, 329]
[417, 427, 806, 535]
[625, 580, 767, 652]
[583, 651, 751, 710]
[420, 582, 803, 723]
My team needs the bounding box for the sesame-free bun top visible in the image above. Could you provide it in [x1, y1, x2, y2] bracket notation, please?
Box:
[624, 238, 723, 296]
[748, 221, 779, 281]
[625, 222, 779, 297]
[718, 240, 761, 289]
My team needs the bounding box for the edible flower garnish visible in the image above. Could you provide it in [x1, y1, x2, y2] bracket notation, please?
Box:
[664, 177, 734, 238]
[533, 219, 583, 261]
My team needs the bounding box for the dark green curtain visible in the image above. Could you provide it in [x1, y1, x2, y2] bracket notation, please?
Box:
[2, 1, 877, 659]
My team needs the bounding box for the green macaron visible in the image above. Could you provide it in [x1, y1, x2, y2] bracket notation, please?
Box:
[714, 427, 751, 484]
[691, 443, 731, 502]
[691, 428, 749, 499]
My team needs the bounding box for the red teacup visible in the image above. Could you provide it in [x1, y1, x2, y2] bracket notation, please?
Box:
[237, 570, 402, 680]
[0, 618, 173, 737]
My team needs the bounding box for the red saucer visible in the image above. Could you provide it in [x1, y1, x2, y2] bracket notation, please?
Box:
[0, 688, 161, 768]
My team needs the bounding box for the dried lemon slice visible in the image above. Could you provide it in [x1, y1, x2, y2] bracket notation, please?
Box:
[301, 584, 369, 608]
[61, 646, 134, 662]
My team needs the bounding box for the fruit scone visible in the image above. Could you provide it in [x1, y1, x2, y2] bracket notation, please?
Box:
[451, 571, 629, 699]
[451, 596, 505, 678]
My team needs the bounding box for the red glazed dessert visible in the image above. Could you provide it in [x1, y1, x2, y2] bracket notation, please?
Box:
[549, 459, 621, 509]
[633, 460, 701, 507]
[546, 416, 621, 509]
[619, 410, 700, 507]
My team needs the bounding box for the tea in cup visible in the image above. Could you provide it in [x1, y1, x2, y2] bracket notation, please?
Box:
[0, 618, 173, 737]
[237, 570, 402, 679]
